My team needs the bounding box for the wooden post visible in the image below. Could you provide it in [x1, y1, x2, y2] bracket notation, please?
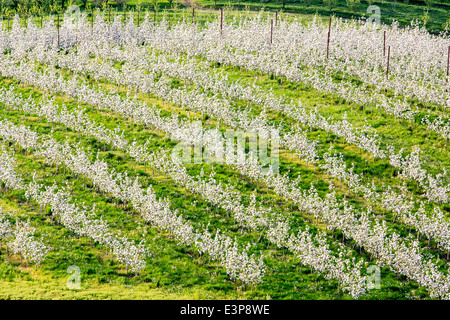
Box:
[326, 16, 332, 60]
[57, 14, 60, 50]
[138, 9, 140, 27]
[7, 14, 9, 31]
[41, 14, 43, 28]
[386, 45, 391, 79]
[383, 30, 386, 57]
[154, 10, 156, 24]
[192, 7, 195, 24]
[109, 6, 111, 24]
[91, 7, 94, 29]
[447, 46, 450, 83]
[123, 6, 126, 25]
[270, 19, 273, 44]
[275, 10, 278, 26]
[220, 8, 223, 34]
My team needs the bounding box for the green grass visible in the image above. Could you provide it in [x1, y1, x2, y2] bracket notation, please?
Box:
[3, 0, 448, 33]
[1, 3, 450, 299]
[0, 54, 444, 299]
[0, 75, 422, 300]
[194, 0, 450, 33]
